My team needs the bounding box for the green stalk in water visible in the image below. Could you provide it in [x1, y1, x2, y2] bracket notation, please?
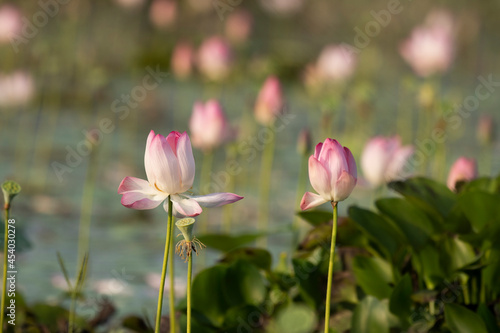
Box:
[169, 230, 175, 333]
[257, 127, 275, 247]
[1, 181, 21, 332]
[324, 202, 338, 333]
[156, 196, 174, 333]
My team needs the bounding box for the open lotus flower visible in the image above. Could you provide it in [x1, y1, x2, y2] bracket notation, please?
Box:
[300, 139, 357, 210]
[189, 100, 234, 151]
[447, 157, 477, 191]
[361, 136, 414, 187]
[118, 130, 243, 217]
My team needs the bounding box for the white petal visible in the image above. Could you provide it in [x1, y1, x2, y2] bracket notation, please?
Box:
[190, 192, 243, 208]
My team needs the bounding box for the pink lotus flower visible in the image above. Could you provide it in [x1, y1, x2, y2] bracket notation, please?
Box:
[149, 0, 177, 29]
[300, 139, 357, 210]
[315, 44, 357, 83]
[171, 42, 194, 79]
[361, 136, 414, 187]
[400, 16, 454, 77]
[447, 157, 477, 191]
[197, 36, 232, 81]
[0, 5, 22, 44]
[254, 76, 284, 126]
[225, 10, 253, 44]
[189, 100, 234, 151]
[118, 130, 243, 216]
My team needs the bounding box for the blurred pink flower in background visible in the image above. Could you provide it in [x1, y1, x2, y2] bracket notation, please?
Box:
[254, 76, 284, 126]
[447, 157, 477, 191]
[297, 127, 312, 155]
[259, 0, 304, 16]
[315, 44, 358, 83]
[171, 42, 194, 79]
[477, 114, 495, 146]
[301, 139, 357, 210]
[197, 36, 233, 81]
[361, 136, 414, 187]
[0, 5, 22, 44]
[149, 0, 177, 29]
[189, 100, 234, 151]
[225, 10, 253, 44]
[113, 0, 145, 9]
[400, 11, 455, 77]
[118, 130, 243, 216]
[0, 71, 35, 107]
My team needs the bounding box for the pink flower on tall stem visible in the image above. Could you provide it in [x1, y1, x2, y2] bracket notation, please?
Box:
[254, 76, 284, 126]
[118, 130, 243, 216]
[196, 36, 232, 81]
[400, 13, 454, 77]
[300, 139, 357, 210]
[361, 136, 414, 187]
[189, 100, 233, 152]
[171, 42, 194, 80]
[447, 157, 477, 191]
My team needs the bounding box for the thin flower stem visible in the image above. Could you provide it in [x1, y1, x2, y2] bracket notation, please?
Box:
[257, 127, 275, 247]
[324, 202, 338, 333]
[156, 196, 174, 333]
[187, 253, 193, 333]
[169, 232, 176, 333]
[1, 205, 10, 332]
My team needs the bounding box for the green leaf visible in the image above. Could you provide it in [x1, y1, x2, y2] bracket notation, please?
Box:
[352, 256, 393, 299]
[274, 304, 317, 333]
[482, 248, 500, 294]
[197, 233, 264, 253]
[415, 244, 445, 289]
[191, 265, 230, 326]
[457, 191, 500, 233]
[376, 198, 432, 251]
[389, 274, 412, 324]
[440, 237, 476, 274]
[292, 258, 324, 309]
[348, 206, 403, 259]
[224, 260, 267, 307]
[476, 303, 500, 333]
[297, 210, 332, 226]
[351, 296, 396, 333]
[444, 303, 488, 333]
[220, 248, 272, 272]
[389, 177, 455, 219]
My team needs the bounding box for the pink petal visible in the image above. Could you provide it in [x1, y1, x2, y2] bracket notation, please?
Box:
[172, 196, 203, 217]
[314, 142, 323, 159]
[149, 133, 180, 194]
[144, 130, 156, 184]
[176, 132, 195, 192]
[386, 145, 414, 182]
[308, 156, 331, 198]
[344, 147, 357, 179]
[118, 177, 164, 210]
[321, 139, 348, 182]
[300, 191, 328, 211]
[190, 192, 243, 208]
[166, 131, 181, 156]
[333, 170, 357, 202]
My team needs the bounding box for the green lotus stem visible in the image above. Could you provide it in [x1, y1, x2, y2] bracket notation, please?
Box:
[155, 196, 174, 333]
[257, 126, 275, 247]
[1, 205, 10, 332]
[292, 154, 309, 246]
[169, 236, 175, 333]
[187, 253, 193, 333]
[324, 201, 338, 333]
